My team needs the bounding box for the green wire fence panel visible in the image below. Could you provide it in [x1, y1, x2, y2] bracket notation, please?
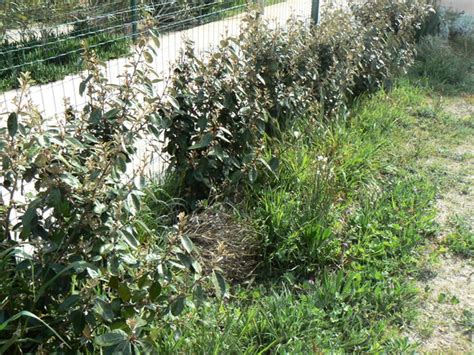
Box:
[0, 0, 312, 119]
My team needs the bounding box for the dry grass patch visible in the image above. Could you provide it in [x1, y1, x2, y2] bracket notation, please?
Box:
[184, 207, 261, 283]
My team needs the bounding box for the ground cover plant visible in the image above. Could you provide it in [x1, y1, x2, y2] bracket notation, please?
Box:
[0, 0, 449, 352]
[0, 0, 134, 91]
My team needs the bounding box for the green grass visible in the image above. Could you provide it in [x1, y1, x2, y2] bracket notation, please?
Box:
[245, 84, 437, 276]
[444, 215, 474, 258]
[140, 82, 441, 352]
[156, 273, 419, 353]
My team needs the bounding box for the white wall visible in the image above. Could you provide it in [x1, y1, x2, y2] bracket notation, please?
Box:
[321, 0, 473, 16]
[440, 0, 474, 15]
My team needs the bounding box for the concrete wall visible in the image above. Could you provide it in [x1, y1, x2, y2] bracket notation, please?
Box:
[440, 0, 474, 15]
[320, 0, 473, 16]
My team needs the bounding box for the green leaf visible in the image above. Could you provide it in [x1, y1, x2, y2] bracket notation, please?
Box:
[167, 96, 180, 110]
[177, 252, 193, 270]
[86, 266, 101, 278]
[94, 329, 128, 347]
[113, 340, 132, 355]
[7, 112, 18, 138]
[249, 166, 258, 184]
[93, 202, 107, 215]
[89, 108, 102, 124]
[148, 124, 161, 139]
[269, 157, 280, 171]
[94, 298, 114, 322]
[450, 295, 460, 305]
[109, 276, 119, 289]
[79, 82, 86, 97]
[116, 154, 127, 173]
[438, 292, 447, 303]
[70, 310, 85, 335]
[22, 207, 37, 230]
[171, 295, 186, 316]
[58, 295, 81, 312]
[130, 193, 141, 211]
[180, 235, 194, 253]
[60, 173, 81, 188]
[104, 108, 121, 120]
[120, 228, 139, 249]
[189, 132, 213, 150]
[118, 283, 132, 302]
[79, 74, 93, 96]
[83, 132, 99, 143]
[144, 51, 153, 63]
[99, 243, 114, 255]
[149, 281, 161, 301]
[65, 137, 85, 149]
[150, 29, 161, 48]
[212, 271, 226, 298]
[258, 157, 275, 175]
[191, 259, 202, 274]
[121, 253, 137, 265]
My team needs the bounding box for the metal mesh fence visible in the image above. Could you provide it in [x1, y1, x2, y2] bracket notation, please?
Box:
[0, 0, 326, 180]
[1, 0, 361, 224]
[0, 0, 314, 120]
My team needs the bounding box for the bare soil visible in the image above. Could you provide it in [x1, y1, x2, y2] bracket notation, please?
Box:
[410, 95, 473, 352]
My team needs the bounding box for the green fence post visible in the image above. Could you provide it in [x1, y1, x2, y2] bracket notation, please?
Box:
[258, 0, 264, 15]
[131, 0, 138, 42]
[311, 0, 320, 25]
[254, 0, 264, 17]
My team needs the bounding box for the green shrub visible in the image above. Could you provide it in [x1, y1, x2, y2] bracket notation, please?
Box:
[163, 1, 431, 199]
[350, 0, 431, 95]
[411, 35, 473, 90]
[0, 41, 209, 353]
[416, 0, 442, 38]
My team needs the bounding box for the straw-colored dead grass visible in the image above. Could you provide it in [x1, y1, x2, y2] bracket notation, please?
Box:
[183, 207, 261, 283]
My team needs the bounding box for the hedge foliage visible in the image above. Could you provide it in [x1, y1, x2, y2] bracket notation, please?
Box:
[0, 39, 212, 353]
[164, 0, 432, 198]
